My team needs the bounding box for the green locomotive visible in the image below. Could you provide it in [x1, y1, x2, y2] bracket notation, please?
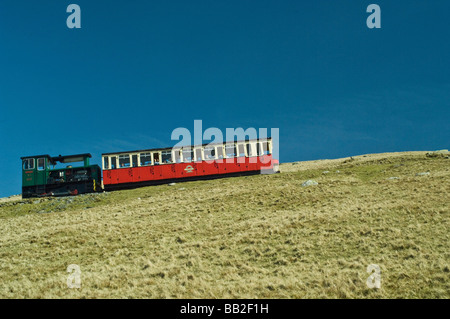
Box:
[21, 153, 102, 198]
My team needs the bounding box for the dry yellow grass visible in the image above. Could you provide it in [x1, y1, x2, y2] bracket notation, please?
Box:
[0, 151, 449, 298]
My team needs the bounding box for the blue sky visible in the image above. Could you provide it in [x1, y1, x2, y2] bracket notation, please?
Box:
[0, 1, 449, 197]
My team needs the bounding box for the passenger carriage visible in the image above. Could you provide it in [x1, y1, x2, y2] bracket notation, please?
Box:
[102, 138, 279, 190]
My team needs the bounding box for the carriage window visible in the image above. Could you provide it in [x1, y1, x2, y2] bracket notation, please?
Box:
[162, 151, 172, 164]
[140, 153, 152, 166]
[216, 146, 224, 159]
[204, 146, 215, 159]
[246, 143, 255, 157]
[37, 158, 45, 171]
[182, 148, 193, 162]
[153, 152, 160, 165]
[238, 144, 246, 157]
[257, 143, 263, 156]
[119, 155, 130, 168]
[23, 158, 34, 170]
[173, 149, 181, 163]
[225, 144, 236, 157]
[195, 149, 202, 162]
[103, 157, 109, 169]
[249, 143, 257, 156]
[261, 141, 270, 155]
[132, 155, 138, 167]
[111, 157, 117, 169]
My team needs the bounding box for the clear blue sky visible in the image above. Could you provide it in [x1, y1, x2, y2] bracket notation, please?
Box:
[0, 1, 449, 197]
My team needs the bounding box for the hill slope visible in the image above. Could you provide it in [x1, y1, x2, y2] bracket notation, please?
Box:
[0, 151, 449, 298]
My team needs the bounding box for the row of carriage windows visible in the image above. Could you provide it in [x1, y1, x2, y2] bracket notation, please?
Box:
[104, 141, 271, 169]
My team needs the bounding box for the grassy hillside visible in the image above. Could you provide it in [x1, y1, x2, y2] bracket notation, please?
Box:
[0, 151, 449, 298]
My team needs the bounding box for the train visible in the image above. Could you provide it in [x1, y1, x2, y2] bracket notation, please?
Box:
[20, 138, 279, 198]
